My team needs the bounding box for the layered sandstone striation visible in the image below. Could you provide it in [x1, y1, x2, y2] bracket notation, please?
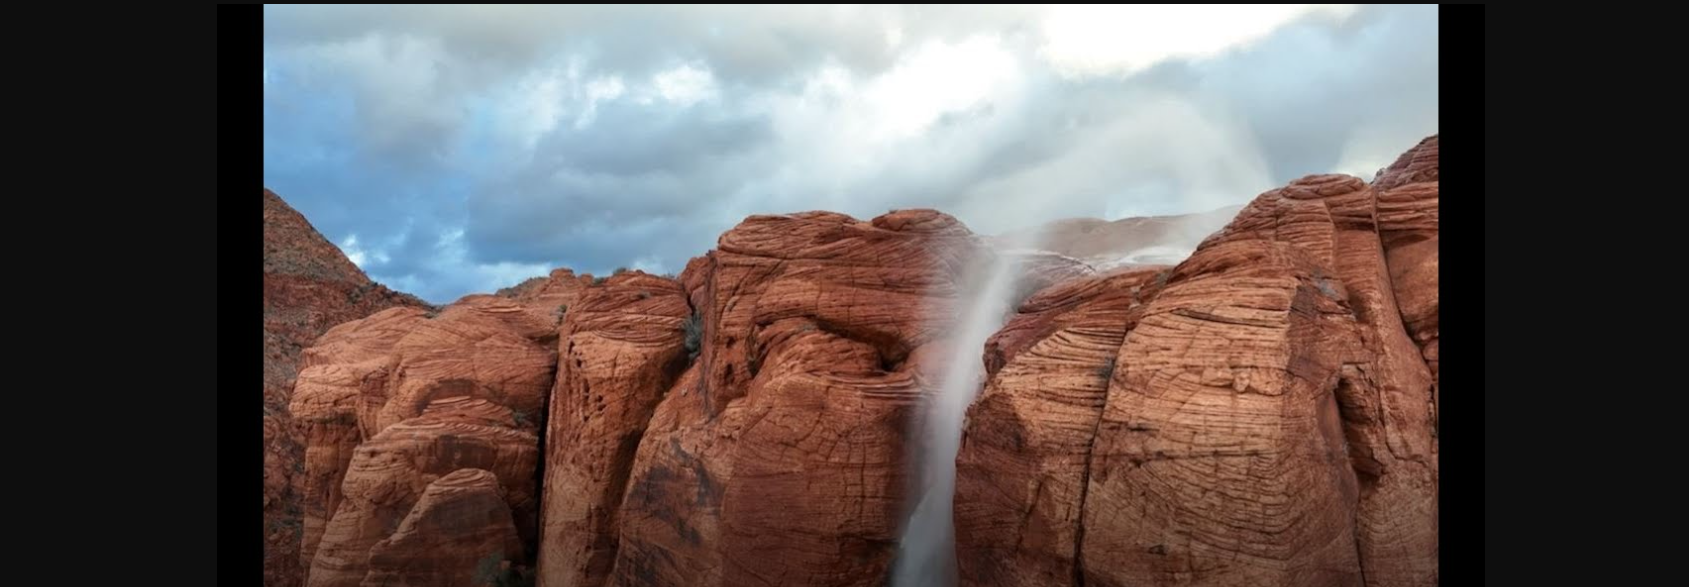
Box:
[954, 135, 1439, 587]
[1196, 173, 1438, 586]
[498, 267, 598, 337]
[605, 210, 992, 587]
[264, 188, 426, 587]
[361, 468, 528, 587]
[1076, 238, 1372, 586]
[537, 272, 694, 587]
[1374, 136, 1439, 424]
[271, 134, 1438, 587]
[307, 400, 541, 587]
[293, 275, 583, 587]
[955, 267, 1167, 587]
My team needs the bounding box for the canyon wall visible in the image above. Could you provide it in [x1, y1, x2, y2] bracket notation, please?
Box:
[264, 189, 428, 587]
[954, 136, 1440, 587]
[273, 135, 1439, 587]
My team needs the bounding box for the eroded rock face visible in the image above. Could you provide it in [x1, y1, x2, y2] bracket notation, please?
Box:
[956, 136, 1439, 587]
[537, 272, 693, 587]
[1375, 136, 1439, 424]
[294, 284, 569, 587]
[955, 267, 1166, 587]
[1372, 135, 1439, 191]
[607, 210, 989, 587]
[498, 268, 597, 342]
[307, 401, 540, 587]
[1199, 174, 1437, 586]
[265, 188, 426, 587]
[362, 468, 528, 587]
[1079, 239, 1370, 587]
[272, 135, 1438, 587]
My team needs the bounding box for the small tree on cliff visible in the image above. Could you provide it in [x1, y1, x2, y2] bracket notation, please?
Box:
[682, 310, 704, 361]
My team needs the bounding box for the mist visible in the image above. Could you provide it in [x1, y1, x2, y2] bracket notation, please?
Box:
[896, 235, 1035, 587]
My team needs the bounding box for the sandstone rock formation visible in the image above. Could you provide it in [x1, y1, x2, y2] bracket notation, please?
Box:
[1374, 136, 1439, 425]
[1077, 238, 1372, 587]
[305, 399, 541, 587]
[1192, 173, 1438, 587]
[954, 135, 1440, 587]
[498, 268, 598, 338]
[605, 210, 991, 587]
[955, 267, 1168, 587]
[264, 188, 426, 587]
[293, 275, 583, 587]
[271, 134, 1438, 587]
[537, 272, 693, 587]
[361, 468, 529, 587]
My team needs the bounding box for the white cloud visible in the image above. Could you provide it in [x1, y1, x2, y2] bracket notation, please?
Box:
[1039, 4, 1358, 78]
[652, 63, 718, 107]
[628, 255, 666, 274]
[340, 235, 366, 267]
[863, 35, 1019, 139]
[337, 234, 391, 267]
[497, 67, 569, 149]
[952, 93, 1271, 233]
[471, 261, 560, 295]
[587, 76, 626, 100]
[574, 76, 626, 128]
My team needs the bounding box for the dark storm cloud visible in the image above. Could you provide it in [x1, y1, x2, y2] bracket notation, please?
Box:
[264, 5, 996, 87]
[263, 4, 1437, 303]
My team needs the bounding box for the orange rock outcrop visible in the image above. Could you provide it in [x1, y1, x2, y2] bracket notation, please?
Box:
[264, 189, 427, 587]
[954, 136, 1440, 586]
[274, 135, 1439, 587]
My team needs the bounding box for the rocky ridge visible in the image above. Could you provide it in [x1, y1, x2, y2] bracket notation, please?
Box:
[264, 189, 429, 587]
[269, 134, 1439, 587]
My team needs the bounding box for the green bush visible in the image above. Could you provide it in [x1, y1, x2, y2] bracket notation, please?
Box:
[682, 310, 704, 360]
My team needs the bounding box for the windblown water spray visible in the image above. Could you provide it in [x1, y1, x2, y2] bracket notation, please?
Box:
[892, 246, 1028, 587]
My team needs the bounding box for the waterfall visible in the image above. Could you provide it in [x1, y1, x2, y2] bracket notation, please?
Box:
[891, 246, 1026, 587]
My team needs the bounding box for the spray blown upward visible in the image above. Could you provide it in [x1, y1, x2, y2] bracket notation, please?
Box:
[892, 242, 1032, 587]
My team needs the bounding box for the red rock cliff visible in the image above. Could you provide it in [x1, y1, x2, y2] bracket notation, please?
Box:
[602, 210, 989, 587]
[271, 134, 1438, 587]
[954, 135, 1440, 587]
[537, 272, 693, 587]
[292, 272, 589, 587]
[264, 189, 427, 587]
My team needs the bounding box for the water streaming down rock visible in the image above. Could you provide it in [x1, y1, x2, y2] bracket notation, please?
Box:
[892, 245, 1030, 587]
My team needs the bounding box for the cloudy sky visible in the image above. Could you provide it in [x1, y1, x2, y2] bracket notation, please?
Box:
[263, 4, 1438, 303]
